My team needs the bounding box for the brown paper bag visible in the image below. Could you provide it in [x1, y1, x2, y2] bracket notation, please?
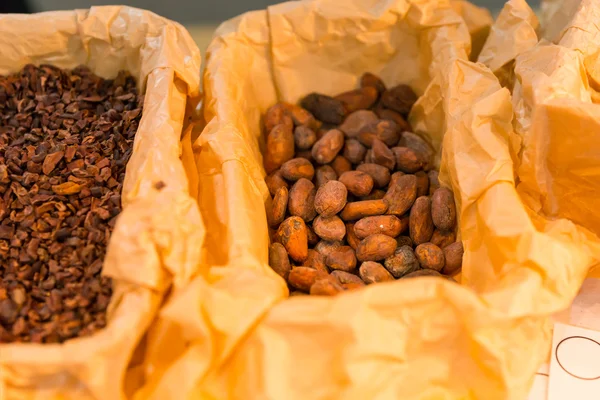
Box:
[0, 6, 204, 400]
[136, 0, 600, 399]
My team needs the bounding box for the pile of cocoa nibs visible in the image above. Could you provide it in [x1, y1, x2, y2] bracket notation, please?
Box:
[265, 72, 463, 296]
[0, 64, 143, 342]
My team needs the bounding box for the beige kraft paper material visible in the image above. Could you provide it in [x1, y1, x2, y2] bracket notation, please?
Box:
[0, 6, 204, 400]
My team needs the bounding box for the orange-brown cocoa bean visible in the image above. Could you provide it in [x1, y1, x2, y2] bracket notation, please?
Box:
[276, 216, 308, 262]
[340, 199, 388, 221]
[314, 180, 348, 217]
[355, 234, 397, 261]
[338, 110, 378, 138]
[339, 171, 374, 197]
[268, 186, 288, 227]
[409, 196, 434, 245]
[264, 123, 295, 173]
[335, 87, 379, 113]
[280, 158, 315, 181]
[384, 174, 416, 215]
[313, 215, 346, 242]
[326, 246, 357, 272]
[312, 129, 345, 164]
[354, 215, 404, 239]
[269, 242, 291, 280]
[359, 261, 394, 284]
[415, 243, 445, 272]
[288, 178, 317, 222]
[431, 188, 457, 232]
[442, 242, 463, 276]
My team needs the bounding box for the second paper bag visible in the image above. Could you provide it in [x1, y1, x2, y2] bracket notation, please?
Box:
[137, 0, 600, 399]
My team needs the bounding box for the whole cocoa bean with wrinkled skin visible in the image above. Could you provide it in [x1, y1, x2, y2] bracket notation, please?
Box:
[313, 215, 346, 242]
[360, 72, 386, 95]
[442, 242, 463, 275]
[430, 229, 456, 249]
[330, 155, 352, 176]
[431, 188, 457, 232]
[415, 171, 429, 197]
[331, 270, 365, 286]
[335, 87, 379, 113]
[339, 171, 374, 197]
[381, 84, 418, 115]
[354, 215, 404, 239]
[340, 199, 388, 221]
[384, 174, 417, 215]
[403, 269, 444, 279]
[276, 217, 308, 262]
[268, 186, 288, 227]
[428, 170, 440, 195]
[384, 245, 419, 278]
[314, 240, 343, 259]
[358, 120, 399, 147]
[310, 278, 345, 295]
[281, 158, 315, 181]
[283, 103, 320, 130]
[346, 223, 361, 250]
[371, 138, 396, 170]
[375, 108, 412, 132]
[395, 235, 413, 248]
[288, 178, 317, 222]
[392, 147, 425, 173]
[307, 226, 319, 246]
[338, 110, 378, 138]
[301, 93, 347, 124]
[356, 163, 390, 188]
[314, 180, 348, 217]
[343, 139, 367, 164]
[312, 129, 345, 164]
[398, 132, 434, 169]
[269, 243, 291, 280]
[289, 267, 326, 292]
[326, 246, 357, 272]
[356, 234, 397, 261]
[294, 126, 317, 150]
[415, 243, 445, 272]
[361, 189, 386, 201]
[409, 196, 434, 245]
[359, 261, 394, 284]
[265, 103, 294, 133]
[265, 170, 289, 196]
[303, 249, 329, 273]
[264, 123, 295, 173]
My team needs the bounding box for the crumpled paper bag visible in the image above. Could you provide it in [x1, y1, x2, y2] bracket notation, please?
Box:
[450, 0, 493, 61]
[477, 0, 539, 89]
[0, 6, 204, 400]
[135, 0, 600, 399]
[513, 0, 600, 240]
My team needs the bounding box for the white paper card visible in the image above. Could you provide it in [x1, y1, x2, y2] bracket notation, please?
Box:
[548, 322, 600, 400]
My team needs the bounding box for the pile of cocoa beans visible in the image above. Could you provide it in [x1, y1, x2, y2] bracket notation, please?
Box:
[265, 72, 463, 296]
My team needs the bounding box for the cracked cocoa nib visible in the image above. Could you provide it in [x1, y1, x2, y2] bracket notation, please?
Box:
[0, 64, 143, 343]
